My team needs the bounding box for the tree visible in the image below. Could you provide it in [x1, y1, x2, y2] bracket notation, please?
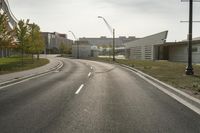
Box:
[59, 42, 65, 54]
[59, 42, 71, 55]
[28, 23, 44, 60]
[0, 13, 15, 57]
[15, 19, 30, 64]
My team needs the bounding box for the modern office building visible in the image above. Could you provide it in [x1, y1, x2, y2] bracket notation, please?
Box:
[41, 32, 73, 54]
[0, 0, 18, 58]
[124, 31, 168, 60]
[0, 0, 17, 29]
[72, 41, 91, 59]
[124, 31, 200, 63]
[91, 46, 99, 57]
[155, 39, 200, 63]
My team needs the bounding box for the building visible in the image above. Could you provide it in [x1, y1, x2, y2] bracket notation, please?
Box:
[124, 31, 200, 63]
[0, 0, 18, 58]
[79, 36, 139, 47]
[155, 39, 200, 63]
[124, 31, 168, 60]
[41, 32, 73, 54]
[72, 41, 91, 59]
[91, 46, 99, 57]
[0, 0, 18, 29]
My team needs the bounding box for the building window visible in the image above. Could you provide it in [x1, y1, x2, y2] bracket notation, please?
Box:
[188, 47, 198, 53]
[192, 47, 198, 53]
[48, 34, 51, 46]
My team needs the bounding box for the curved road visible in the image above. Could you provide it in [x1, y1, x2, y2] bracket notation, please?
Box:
[0, 58, 199, 133]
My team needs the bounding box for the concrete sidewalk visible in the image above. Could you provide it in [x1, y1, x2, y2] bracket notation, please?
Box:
[0, 55, 62, 83]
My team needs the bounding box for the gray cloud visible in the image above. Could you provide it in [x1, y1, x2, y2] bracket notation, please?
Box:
[95, 0, 182, 16]
[8, 0, 199, 41]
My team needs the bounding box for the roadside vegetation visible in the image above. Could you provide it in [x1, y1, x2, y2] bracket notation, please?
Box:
[15, 19, 45, 60]
[0, 56, 49, 75]
[0, 13, 47, 74]
[93, 57, 200, 97]
[59, 42, 72, 57]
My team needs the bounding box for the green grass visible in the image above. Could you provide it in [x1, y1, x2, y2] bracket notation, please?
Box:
[0, 56, 49, 75]
[92, 57, 200, 95]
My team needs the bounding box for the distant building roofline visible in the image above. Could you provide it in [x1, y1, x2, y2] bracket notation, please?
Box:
[80, 36, 138, 39]
[124, 30, 168, 47]
[155, 39, 200, 46]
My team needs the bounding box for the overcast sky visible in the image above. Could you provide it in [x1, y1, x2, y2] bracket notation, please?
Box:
[8, 0, 200, 41]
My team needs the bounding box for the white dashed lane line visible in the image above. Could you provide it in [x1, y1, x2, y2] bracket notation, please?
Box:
[75, 84, 84, 95]
[88, 72, 92, 77]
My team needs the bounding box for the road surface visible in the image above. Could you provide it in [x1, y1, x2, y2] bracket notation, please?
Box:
[0, 58, 199, 133]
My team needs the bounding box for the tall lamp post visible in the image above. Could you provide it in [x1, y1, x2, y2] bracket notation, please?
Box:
[98, 16, 115, 61]
[181, 0, 200, 75]
[185, 0, 194, 75]
[68, 30, 79, 59]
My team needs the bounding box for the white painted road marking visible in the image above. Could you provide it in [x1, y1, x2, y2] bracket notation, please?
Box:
[0, 72, 53, 90]
[54, 70, 60, 73]
[88, 72, 91, 77]
[0, 60, 64, 90]
[75, 84, 84, 94]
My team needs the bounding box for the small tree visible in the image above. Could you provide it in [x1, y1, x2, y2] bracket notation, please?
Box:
[28, 23, 44, 60]
[15, 21, 44, 61]
[59, 42, 65, 55]
[15, 19, 30, 64]
[0, 13, 15, 57]
[59, 42, 71, 55]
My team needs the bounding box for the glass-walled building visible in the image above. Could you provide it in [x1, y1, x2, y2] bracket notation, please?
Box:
[41, 32, 73, 54]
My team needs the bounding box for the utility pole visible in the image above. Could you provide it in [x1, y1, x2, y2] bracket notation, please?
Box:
[185, 0, 194, 75]
[181, 0, 200, 75]
[181, 0, 197, 75]
[113, 29, 115, 61]
[77, 41, 79, 59]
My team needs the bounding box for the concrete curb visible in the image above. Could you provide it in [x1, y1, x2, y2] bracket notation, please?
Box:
[0, 60, 64, 87]
[119, 64, 200, 115]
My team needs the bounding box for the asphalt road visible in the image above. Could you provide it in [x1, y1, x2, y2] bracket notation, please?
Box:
[0, 58, 200, 133]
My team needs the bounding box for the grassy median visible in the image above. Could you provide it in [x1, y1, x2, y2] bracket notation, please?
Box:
[0, 56, 49, 75]
[93, 57, 200, 97]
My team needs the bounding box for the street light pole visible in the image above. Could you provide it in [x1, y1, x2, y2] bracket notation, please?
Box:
[98, 16, 115, 61]
[185, 0, 194, 75]
[68, 30, 79, 59]
[113, 28, 115, 61]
